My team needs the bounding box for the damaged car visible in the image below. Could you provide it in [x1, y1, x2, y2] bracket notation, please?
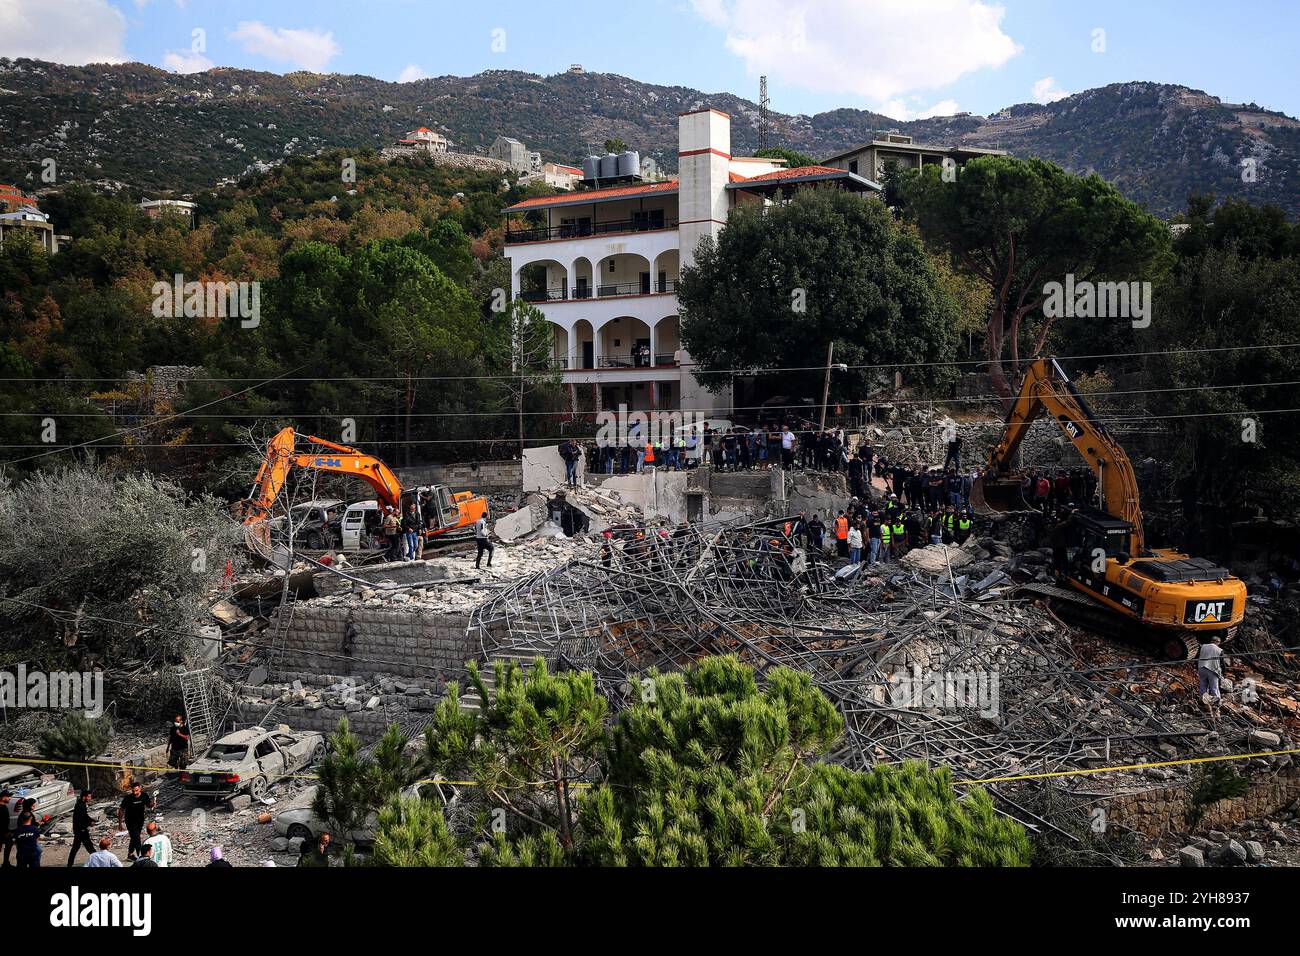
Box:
[180, 727, 325, 801]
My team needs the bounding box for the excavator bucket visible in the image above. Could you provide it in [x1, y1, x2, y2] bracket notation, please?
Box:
[970, 475, 1032, 514]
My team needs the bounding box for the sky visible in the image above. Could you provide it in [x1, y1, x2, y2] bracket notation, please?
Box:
[2, 0, 1297, 121]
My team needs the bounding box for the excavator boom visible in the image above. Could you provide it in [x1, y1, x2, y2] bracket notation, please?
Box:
[974, 358, 1145, 550]
[972, 358, 1244, 645]
[244, 427, 405, 524]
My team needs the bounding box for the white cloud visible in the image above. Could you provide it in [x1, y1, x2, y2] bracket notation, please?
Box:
[397, 64, 429, 83]
[1031, 76, 1070, 103]
[0, 0, 127, 64]
[689, 0, 1019, 104]
[162, 50, 213, 73]
[229, 20, 340, 72]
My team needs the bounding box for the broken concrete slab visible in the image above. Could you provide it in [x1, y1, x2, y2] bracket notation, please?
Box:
[522, 444, 583, 492]
[900, 544, 975, 574]
[494, 506, 536, 542]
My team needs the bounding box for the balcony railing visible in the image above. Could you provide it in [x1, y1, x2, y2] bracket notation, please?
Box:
[505, 218, 678, 244]
[517, 280, 677, 303]
[551, 354, 680, 371]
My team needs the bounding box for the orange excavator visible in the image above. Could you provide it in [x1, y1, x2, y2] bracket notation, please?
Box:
[973, 358, 1245, 658]
[243, 427, 488, 554]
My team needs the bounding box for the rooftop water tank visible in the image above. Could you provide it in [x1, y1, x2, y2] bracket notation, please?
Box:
[598, 153, 619, 179]
[617, 150, 640, 178]
[582, 155, 600, 181]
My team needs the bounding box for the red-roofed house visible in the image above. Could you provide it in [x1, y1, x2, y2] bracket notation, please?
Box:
[502, 111, 881, 414]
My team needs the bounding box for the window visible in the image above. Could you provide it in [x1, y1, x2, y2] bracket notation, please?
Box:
[849, 160, 858, 175]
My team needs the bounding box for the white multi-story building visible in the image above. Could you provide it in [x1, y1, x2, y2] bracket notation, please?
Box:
[502, 108, 881, 416]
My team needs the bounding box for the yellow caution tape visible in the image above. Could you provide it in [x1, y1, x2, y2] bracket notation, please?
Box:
[7, 747, 1295, 793]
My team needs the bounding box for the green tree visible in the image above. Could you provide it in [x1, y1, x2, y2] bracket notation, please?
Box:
[0, 467, 236, 668]
[1145, 218, 1300, 546]
[677, 188, 959, 399]
[754, 146, 816, 169]
[578, 655, 1029, 866]
[372, 794, 463, 867]
[424, 658, 606, 852]
[38, 712, 113, 790]
[894, 155, 1173, 407]
[485, 299, 563, 459]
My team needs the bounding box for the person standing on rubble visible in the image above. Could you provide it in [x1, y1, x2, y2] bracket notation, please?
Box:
[833, 511, 849, 559]
[382, 507, 401, 561]
[879, 515, 892, 562]
[846, 521, 863, 565]
[867, 515, 882, 565]
[808, 514, 825, 553]
[1197, 634, 1225, 720]
[474, 513, 493, 570]
[401, 503, 423, 561]
[944, 432, 962, 471]
[167, 714, 190, 774]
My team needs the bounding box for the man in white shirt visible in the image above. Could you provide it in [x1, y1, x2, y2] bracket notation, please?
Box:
[143, 821, 173, 867]
[85, 836, 122, 867]
[474, 515, 494, 570]
[1197, 634, 1224, 717]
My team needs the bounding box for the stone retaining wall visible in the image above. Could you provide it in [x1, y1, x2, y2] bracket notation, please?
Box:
[267, 604, 478, 685]
[1105, 772, 1300, 836]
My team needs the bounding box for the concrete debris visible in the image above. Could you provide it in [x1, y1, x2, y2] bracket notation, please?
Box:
[900, 544, 975, 574]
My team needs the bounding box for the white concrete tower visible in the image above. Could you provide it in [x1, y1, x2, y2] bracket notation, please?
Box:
[677, 108, 731, 269]
[677, 108, 734, 415]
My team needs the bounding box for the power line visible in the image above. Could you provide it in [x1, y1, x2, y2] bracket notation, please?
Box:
[0, 406, 1295, 451]
[0, 364, 306, 467]
[3, 378, 1297, 420]
[1, 342, 1297, 384]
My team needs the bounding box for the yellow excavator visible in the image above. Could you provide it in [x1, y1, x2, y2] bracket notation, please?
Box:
[972, 358, 1245, 658]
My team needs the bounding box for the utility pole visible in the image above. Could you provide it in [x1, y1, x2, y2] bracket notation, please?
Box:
[758, 75, 769, 152]
[819, 341, 834, 431]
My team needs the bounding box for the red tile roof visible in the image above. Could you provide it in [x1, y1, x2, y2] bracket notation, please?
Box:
[506, 179, 678, 212]
[733, 165, 850, 183]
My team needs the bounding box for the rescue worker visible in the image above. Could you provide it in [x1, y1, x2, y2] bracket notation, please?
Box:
[955, 509, 974, 545]
[879, 515, 893, 562]
[941, 506, 957, 544]
[834, 511, 850, 559]
[890, 515, 906, 558]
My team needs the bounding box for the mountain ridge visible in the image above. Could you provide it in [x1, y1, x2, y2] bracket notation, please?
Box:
[0, 58, 1296, 218]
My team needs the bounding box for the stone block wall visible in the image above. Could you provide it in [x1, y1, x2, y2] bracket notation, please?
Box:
[266, 605, 478, 686]
[397, 460, 521, 495]
[1105, 772, 1300, 836]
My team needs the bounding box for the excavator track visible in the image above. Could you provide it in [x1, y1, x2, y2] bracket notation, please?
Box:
[1018, 581, 1197, 661]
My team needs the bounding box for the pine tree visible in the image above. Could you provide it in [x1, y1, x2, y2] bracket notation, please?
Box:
[38, 712, 112, 791]
[424, 658, 605, 853]
[372, 795, 463, 867]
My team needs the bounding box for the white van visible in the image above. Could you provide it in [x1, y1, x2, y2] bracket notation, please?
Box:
[339, 499, 384, 551]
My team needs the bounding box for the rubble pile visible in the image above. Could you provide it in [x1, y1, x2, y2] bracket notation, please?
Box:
[466, 514, 1295, 832]
[862, 402, 1143, 470]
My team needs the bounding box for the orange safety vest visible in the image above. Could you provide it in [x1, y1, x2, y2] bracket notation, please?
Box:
[644, 443, 655, 463]
[834, 515, 849, 540]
